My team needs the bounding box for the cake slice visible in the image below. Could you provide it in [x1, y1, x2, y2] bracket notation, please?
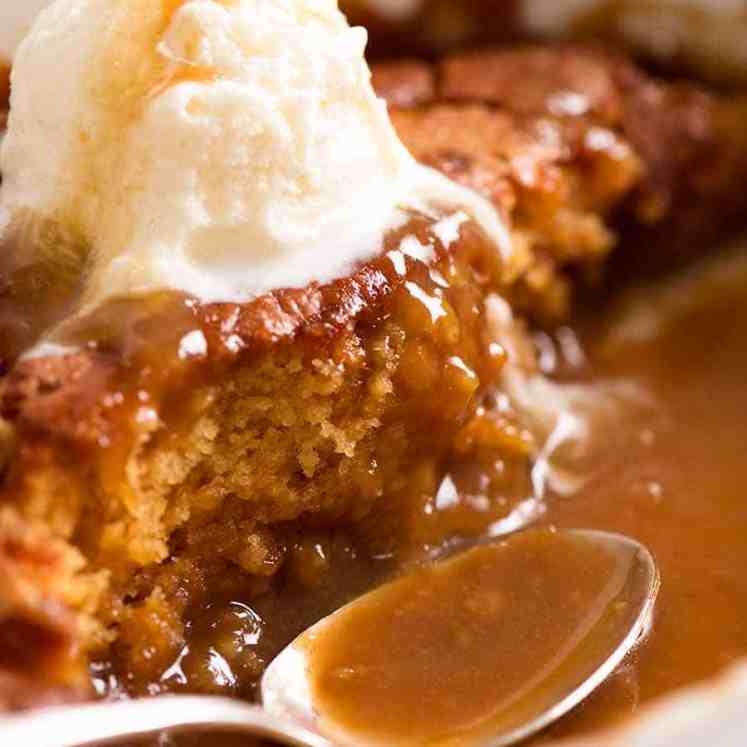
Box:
[1, 37, 747, 710]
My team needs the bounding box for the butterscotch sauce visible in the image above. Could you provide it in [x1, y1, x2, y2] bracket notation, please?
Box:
[125, 248, 747, 747]
[539, 251, 747, 740]
[308, 528, 650, 746]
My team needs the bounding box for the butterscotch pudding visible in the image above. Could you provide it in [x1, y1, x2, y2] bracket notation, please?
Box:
[2, 0, 747, 722]
[0, 0, 528, 707]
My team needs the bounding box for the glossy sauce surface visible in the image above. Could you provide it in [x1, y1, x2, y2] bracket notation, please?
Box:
[539, 255, 747, 740]
[307, 529, 652, 746]
[149, 251, 747, 746]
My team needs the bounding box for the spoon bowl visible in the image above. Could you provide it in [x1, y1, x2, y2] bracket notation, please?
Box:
[0, 528, 659, 747]
[263, 528, 659, 747]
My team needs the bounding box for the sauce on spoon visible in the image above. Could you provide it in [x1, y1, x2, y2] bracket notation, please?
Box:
[306, 528, 655, 746]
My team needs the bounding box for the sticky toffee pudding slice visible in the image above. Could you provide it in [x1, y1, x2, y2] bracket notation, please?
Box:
[1, 43, 747, 713]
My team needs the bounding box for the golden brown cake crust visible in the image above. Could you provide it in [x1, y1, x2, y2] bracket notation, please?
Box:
[1, 216, 492, 448]
[380, 45, 747, 261]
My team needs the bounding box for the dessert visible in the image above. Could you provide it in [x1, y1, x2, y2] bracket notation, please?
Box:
[0, 0, 534, 707]
[2, 2, 747, 745]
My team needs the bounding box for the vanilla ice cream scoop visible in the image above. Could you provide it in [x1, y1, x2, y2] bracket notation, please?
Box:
[0, 0, 506, 309]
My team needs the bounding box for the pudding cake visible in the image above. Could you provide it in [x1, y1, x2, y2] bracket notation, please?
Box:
[383, 44, 747, 271]
[1, 0, 747, 727]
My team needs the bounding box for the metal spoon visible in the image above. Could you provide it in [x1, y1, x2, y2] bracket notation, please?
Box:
[0, 528, 659, 747]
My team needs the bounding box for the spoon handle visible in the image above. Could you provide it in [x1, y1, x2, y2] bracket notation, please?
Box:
[0, 695, 332, 747]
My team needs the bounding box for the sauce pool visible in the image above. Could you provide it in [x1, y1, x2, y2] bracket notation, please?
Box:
[135, 249, 747, 747]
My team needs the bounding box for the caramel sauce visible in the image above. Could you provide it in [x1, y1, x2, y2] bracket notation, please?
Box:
[539, 256, 747, 740]
[131, 250, 747, 747]
[308, 528, 649, 746]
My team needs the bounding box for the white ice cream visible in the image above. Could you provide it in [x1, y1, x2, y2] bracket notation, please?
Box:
[0, 0, 507, 308]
